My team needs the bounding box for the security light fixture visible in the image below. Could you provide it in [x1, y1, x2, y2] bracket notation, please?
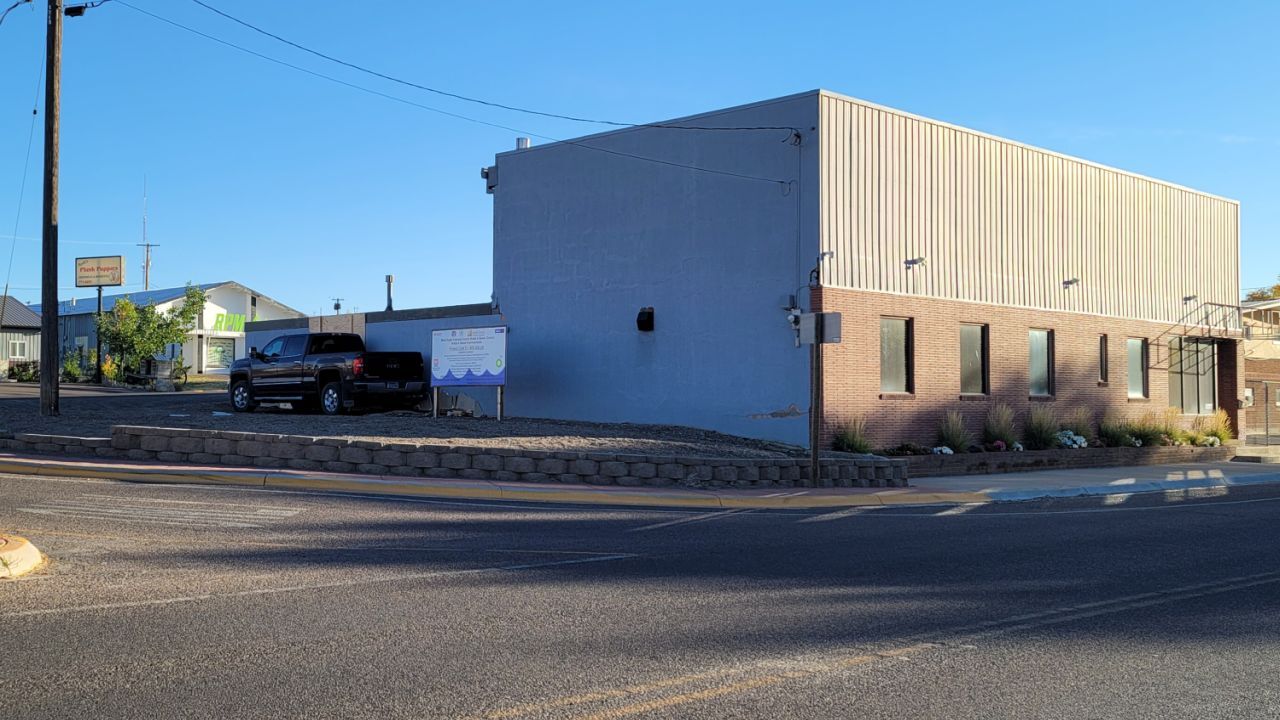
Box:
[1062, 278, 1080, 289]
[1183, 294, 1198, 304]
[636, 307, 655, 332]
[904, 257, 926, 269]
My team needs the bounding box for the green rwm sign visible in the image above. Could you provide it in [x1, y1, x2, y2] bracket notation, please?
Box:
[212, 313, 246, 332]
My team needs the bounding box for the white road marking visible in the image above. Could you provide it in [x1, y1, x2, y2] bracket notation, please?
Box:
[629, 509, 755, 532]
[17, 494, 302, 528]
[1, 553, 636, 619]
[797, 506, 885, 523]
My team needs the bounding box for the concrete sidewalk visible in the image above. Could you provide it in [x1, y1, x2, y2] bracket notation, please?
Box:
[1, 453, 1277, 509]
[912, 462, 1280, 501]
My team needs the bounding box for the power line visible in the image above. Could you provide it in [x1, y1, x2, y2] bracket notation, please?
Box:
[0, 0, 31, 26]
[186, 0, 795, 134]
[2, 51, 43, 324]
[117, 2, 792, 186]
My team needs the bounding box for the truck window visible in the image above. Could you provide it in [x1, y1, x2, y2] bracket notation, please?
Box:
[307, 335, 365, 354]
[283, 335, 307, 356]
[261, 337, 285, 358]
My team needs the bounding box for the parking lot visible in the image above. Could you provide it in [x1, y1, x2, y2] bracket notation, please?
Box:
[0, 382, 797, 458]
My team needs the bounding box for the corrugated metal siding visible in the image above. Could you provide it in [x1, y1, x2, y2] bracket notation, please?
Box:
[818, 94, 1240, 325]
[0, 329, 40, 362]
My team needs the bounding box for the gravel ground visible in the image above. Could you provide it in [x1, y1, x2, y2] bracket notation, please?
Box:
[0, 387, 800, 458]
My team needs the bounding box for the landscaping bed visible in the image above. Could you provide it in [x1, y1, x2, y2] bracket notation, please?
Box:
[904, 444, 1237, 478]
[0, 426, 908, 489]
[0, 391, 800, 459]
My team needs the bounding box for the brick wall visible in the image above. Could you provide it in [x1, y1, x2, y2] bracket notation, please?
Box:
[814, 287, 1246, 449]
[1244, 358, 1280, 434]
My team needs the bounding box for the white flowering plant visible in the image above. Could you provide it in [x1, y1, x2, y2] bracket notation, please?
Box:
[931, 446, 955, 455]
[1011, 442, 1025, 452]
[1055, 430, 1088, 449]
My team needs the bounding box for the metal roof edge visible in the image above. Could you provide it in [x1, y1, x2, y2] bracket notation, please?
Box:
[815, 89, 1240, 206]
[492, 90, 820, 160]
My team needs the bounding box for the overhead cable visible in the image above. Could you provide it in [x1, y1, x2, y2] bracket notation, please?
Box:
[186, 0, 796, 134]
[118, 2, 792, 187]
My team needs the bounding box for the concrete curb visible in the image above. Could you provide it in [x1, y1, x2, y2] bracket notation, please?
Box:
[0, 535, 43, 579]
[0, 455, 988, 510]
[981, 472, 1280, 502]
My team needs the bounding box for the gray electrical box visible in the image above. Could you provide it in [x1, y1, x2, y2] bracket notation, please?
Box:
[799, 312, 842, 344]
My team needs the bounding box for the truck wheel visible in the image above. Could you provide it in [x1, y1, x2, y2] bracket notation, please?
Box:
[320, 381, 345, 416]
[230, 380, 256, 412]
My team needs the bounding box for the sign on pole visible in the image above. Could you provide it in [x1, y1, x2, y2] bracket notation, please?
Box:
[74, 255, 125, 287]
[430, 327, 507, 387]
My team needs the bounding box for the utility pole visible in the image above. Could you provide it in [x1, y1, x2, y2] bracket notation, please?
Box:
[39, 0, 62, 417]
[137, 185, 157, 290]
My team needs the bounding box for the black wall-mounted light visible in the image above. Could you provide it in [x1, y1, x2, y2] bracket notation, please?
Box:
[636, 307, 655, 332]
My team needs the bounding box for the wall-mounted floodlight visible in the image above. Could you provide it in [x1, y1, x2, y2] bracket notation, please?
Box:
[1183, 294, 1198, 304]
[1062, 278, 1080, 289]
[904, 257, 926, 269]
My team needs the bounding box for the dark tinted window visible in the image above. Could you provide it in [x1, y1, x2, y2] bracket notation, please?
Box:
[283, 335, 307, 356]
[1127, 338, 1148, 399]
[1029, 329, 1054, 397]
[880, 318, 912, 393]
[261, 337, 285, 358]
[960, 324, 988, 395]
[307, 335, 365, 354]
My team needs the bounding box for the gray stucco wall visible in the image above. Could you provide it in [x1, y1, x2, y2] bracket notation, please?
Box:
[491, 92, 822, 444]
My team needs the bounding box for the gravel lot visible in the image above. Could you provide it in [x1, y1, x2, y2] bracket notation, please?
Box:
[0, 385, 800, 458]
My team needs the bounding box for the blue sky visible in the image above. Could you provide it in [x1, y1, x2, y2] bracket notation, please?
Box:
[1, 1, 1276, 314]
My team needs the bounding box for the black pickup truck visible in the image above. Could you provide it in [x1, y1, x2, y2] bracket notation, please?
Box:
[228, 332, 425, 415]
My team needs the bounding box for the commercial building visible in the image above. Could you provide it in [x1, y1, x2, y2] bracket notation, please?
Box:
[34, 281, 303, 374]
[1242, 299, 1280, 439]
[484, 89, 1243, 447]
[0, 297, 43, 372]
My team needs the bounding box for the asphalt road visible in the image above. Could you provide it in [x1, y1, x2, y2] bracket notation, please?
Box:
[2, 473, 1279, 719]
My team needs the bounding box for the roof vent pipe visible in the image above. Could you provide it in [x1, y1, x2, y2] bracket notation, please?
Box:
[516, 137, 531, 150]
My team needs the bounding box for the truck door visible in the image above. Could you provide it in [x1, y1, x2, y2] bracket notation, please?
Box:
[272, 335, 307, 396]
[251, 336, 302, 397]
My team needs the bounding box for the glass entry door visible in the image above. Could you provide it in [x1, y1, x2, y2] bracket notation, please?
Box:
[1169, 338, 1217, 415]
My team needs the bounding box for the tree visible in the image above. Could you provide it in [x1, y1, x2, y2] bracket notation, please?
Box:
[95, 285, 207, 374]
[1246, 275, 1280, 302]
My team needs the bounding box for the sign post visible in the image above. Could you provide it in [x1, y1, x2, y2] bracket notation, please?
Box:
[429, 327, 507, 420]
[75, 255, 125, 384]
[799, 312, 842, 486]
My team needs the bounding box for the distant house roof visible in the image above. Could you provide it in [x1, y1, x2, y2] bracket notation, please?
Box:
[1243, 298, 1280, 313]
[30, 281, 303, 318]
[0, 296, 41, 329]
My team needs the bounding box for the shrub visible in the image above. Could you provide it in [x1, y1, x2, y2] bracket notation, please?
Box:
[1099, 414, 1137, 447]
[1023, 406, 1060, 450]
[1128, 413, 1167, 447]
[833, 416, 872, 454]
[101, 354, 123, 383]
[1055, 429, 1088, 449]
[880, 443, 932, 457]
[1195, 409, 1234, 444]
[937, 411, 972, 452]
[8, 360, 38, 383]
[1061, 407, 1096, 443]
[983, 403, 1017, 447]
[62, 354, 82, 382]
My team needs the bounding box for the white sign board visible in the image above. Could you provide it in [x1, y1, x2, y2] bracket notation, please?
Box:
[430, 326, 507, 387]
[75, 256, 126, 287]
